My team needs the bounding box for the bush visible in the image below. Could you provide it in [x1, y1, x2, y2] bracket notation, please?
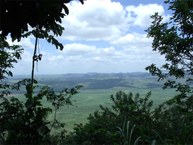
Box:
[0, 79, 82, 145]
[64, 91, 193, 145]
[64, 91, 156, 145]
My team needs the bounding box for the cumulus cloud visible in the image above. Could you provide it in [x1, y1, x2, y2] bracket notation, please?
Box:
[111, 32, 163, 63]
[126, 4, 169, 28]
[7, 37, 34, 49]
[37, 42, 163, 73]
[111, 33, 151, 47]
[62, 0, 127, 41]
[11, 0, 169, 74]
[62, 43, 96, 56]
[61, 0, 169, 41]
[12, 41, 164, 74]
[12, 50, 33, 75]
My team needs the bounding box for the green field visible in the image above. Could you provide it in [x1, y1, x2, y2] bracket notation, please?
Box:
[9, 73, 177, 132]
[46, 88, 175, 132]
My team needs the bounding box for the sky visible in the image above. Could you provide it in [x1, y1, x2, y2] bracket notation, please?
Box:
[9, 0, 170, 75]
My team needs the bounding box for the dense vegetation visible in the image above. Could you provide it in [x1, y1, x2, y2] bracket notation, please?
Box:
[0, 0, 83, 41]
[1, 0, 83, 144]
[0, 0, 193, 144]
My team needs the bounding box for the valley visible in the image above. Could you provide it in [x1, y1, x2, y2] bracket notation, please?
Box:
[9, 73, 176, 131]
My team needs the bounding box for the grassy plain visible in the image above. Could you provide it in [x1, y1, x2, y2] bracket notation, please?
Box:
[47, 88, 175, 132]
[9, 73, 177, 132]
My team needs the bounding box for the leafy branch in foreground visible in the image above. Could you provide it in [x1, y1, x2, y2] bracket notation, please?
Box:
[0, 0, 84, 41]
[39, 85, 83, 131]
[0, 36, 23, 90]
[0, 37, 83, 144]
[63, 89, 193, 145]
[0, 78, 82, 145]
[63, 91, 157, 145]
[117, 120, 141, 145]
[1, 0, 85, 144]
[146, 0, 193, 94]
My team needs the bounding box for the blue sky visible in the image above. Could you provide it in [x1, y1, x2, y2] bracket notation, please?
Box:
[10, 0, 170, 75]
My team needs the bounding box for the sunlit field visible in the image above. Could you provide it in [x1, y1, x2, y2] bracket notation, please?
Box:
[10, 73, 176, 132]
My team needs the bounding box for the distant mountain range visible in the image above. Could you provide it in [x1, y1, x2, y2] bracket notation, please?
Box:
[9, 72, 162, 91]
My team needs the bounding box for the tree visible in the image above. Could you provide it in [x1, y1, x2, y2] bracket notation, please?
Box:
[0, 0, 84, 41]
[0, 1, 84, 144]
[146, 0, 193, 144]
[64, 92, 156, 145]
[0, 36, 23, 99]
[146, 0, 193, 94]
[1, 0, 84, 91]
[0, 37, 22, 80]
[0, 38, 83, 144]
[0, 78, 82, 144]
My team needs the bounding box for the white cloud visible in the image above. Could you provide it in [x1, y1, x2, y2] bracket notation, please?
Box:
[62, 0, 127, 41]
[11, 1, 169, 74]
[12, 41, 165, 74]
[61, 1, 169, 41]
[7, 37, 34, 49]
[126, 4, 169, 28]
[21, 38, 34, 49]
[62, 43, 96, 55]
[37, 42, 163, 73]
[111, 33, 151, 47]
[12, 50, 32, 75]
[111, 32, 163, 62]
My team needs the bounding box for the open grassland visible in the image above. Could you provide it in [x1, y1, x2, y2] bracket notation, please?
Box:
[47, 87, 175, 132]
[8, 73, 177, 132]
[13, 87, 175, 132]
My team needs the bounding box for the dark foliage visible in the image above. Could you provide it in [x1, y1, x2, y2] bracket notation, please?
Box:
[0, 36, 23, 81]
[0, 0, 84, 41]
[146, 0, 193, 94]
[64, 91, 157, 145]
[0, 39, 82, 144]
[153, 93, 193, 144]
[62, 90, 193, 145]
[1, 0, 85, 144]
[0, 78, 82, 145]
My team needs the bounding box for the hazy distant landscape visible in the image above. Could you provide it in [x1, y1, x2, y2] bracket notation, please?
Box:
[9, 72, 176, 131]
[11, 72, 164, 90]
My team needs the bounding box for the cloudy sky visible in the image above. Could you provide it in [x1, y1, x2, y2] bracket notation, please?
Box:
[11, 0, 170, 75]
